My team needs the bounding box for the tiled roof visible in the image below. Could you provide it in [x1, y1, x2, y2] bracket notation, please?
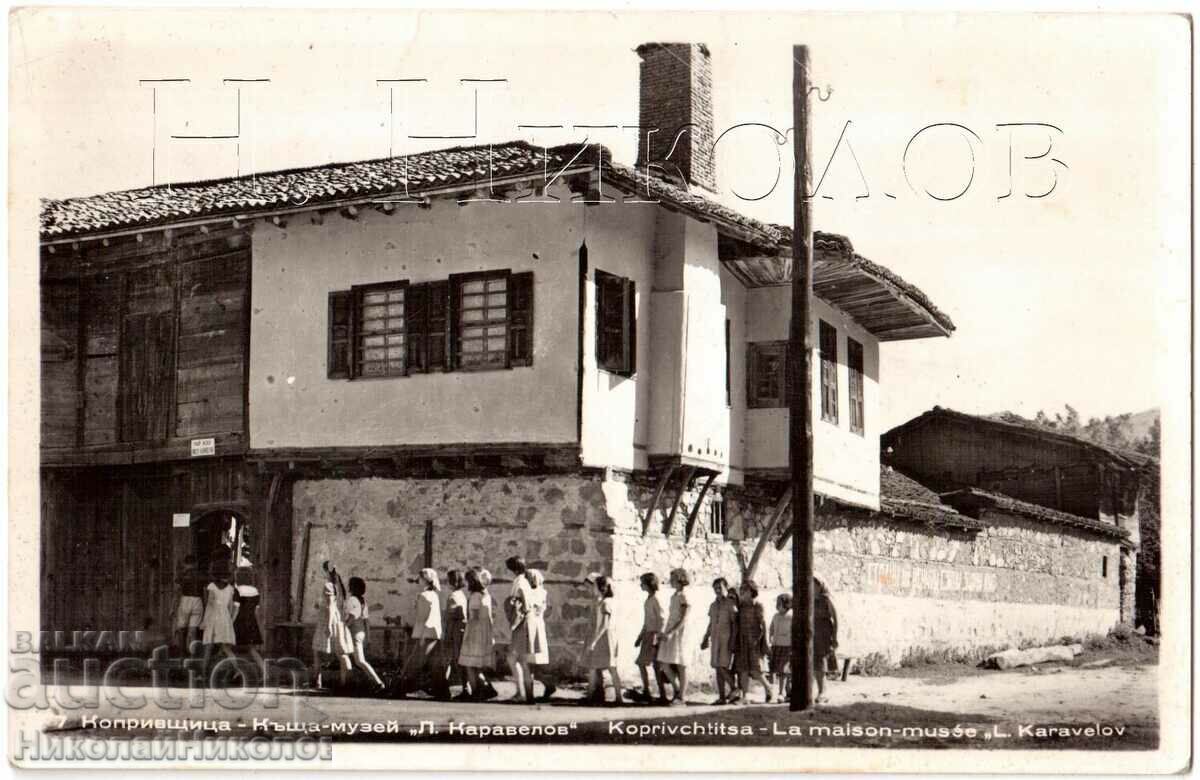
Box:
[885, 407, 1146, 470]
[876, 466, 983, 530]
[880, 465, 943, 504]
[40, 141, 573, 239]
[39, 140, 953, 338]
[940, 488, 1130, 542]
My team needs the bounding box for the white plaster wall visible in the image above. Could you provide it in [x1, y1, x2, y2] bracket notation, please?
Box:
[721, 266, 747, 486]
[578, 196, 658, 471]
[249, 186, 584, 449]
[744, 288, 881, 509]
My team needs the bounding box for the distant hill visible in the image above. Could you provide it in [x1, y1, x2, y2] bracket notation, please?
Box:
[1125, 408, 1160, 443]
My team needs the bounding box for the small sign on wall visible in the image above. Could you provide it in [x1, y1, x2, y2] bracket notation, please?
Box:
[190, 438, 216, 457]
[172, 513, 191, 528]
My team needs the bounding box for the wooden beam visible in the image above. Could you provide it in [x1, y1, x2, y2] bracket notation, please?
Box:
[749, 486, 792, 574]
[642, 464, 677, 537]
[662, 465, 698, 537]
[683, 472, 718, 542]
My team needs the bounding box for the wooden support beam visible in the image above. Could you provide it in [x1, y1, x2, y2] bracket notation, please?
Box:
[662, 465, 698, 537]
[683, 472, 718, 542]
[341, 206, 359, 221]
[270, 215, 288, 230]
[748, 486, 793, 571]
[642, 465, 678, 536]
[310, 210, 325, 226]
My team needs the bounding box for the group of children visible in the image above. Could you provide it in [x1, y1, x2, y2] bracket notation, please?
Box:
[212, 554, 836, 706]
[622, 569, 838, 707]
[173, 555, 265, 678]
[311, 557, 557, 704]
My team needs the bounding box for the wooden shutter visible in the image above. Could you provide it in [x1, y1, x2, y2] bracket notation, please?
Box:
[596, 270, 634, 376]
[819, 320, 838, 423]
[508, 271, 534, 367]
[448, 275, 462, 370]
[406, 283, 428, 373]
[327, 290, 353, 379]
[848, 337, 864, 434]
[624, 277, 636, 376]
[428, 281, 449, 372]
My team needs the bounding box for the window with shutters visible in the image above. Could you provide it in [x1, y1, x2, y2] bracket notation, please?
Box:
[453, 272, 509, 370]
[328, 270, 533, 379]
[848, 336, 864, 435]
[354, 281, 408, 378]
[746, 341, 787, 409]
[819, 320, 838, 424]
[595, 269, 636, 376]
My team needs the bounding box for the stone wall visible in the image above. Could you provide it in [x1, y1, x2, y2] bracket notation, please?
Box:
[291, 474, 614, 675]
[288, 471, 1123, 684]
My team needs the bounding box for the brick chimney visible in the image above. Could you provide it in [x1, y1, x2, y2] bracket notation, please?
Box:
[635, 42, 716, 193]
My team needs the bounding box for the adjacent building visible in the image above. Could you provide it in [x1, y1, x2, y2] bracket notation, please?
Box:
[882, 406, 1147, 627]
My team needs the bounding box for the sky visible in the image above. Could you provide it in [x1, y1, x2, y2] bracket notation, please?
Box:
[10, 8, 1191, 430]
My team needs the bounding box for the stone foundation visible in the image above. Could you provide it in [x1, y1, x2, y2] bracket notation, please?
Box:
[289, 471, 1123, 683]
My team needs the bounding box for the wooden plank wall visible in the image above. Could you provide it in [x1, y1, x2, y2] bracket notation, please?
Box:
[40, 246, 249, 452]
[176, 253, 248, 438]
[39, 459, 252, 644]
[82, 273, 122, 445]
[40, 282, 80, 448]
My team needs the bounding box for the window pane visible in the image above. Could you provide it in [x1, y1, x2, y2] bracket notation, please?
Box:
[462, 280, 485, 294]
[363, 335, 385, 347]
[462, 309, 485, 323]
[461, 339, 484, 353]
[363, 291, 388, 305]
[486, 293, 507, 307]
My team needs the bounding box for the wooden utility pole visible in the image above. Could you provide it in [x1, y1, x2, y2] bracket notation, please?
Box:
[788, 44, 816, 712]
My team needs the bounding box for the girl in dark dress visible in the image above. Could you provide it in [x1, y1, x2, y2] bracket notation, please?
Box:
[233, 568, 265, 683]
[443, 569, 468, 691]
[732, 580, 773, 703]
[813, 578, 839, 704]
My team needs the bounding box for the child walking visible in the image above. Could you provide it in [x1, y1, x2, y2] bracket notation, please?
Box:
[700, 577, 738, 704]
[733, 580, 773, 703]
[311, 578, 352, 690]
[656, 568, 691, 706]
[443, 569, 468, 691]
[457, 568, 498, 701]
[768, 592, 793, 698]
[584, 575, 623, 706]
[344, 576, 386, 693]
[631, 572, 670, 705]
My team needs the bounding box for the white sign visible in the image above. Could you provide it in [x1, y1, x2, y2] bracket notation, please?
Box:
[190, 437, 216, 457]
[172, 513, 191, 528]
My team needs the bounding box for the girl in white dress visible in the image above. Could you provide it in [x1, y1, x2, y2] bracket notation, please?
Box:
[200, 561, 239, 676]
[512, 568, 555, 703]
[656, 567, 691, 706]
[312, 567, 353, 689]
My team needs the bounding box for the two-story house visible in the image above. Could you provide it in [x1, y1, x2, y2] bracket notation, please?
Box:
[39, 42, 959, 677]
